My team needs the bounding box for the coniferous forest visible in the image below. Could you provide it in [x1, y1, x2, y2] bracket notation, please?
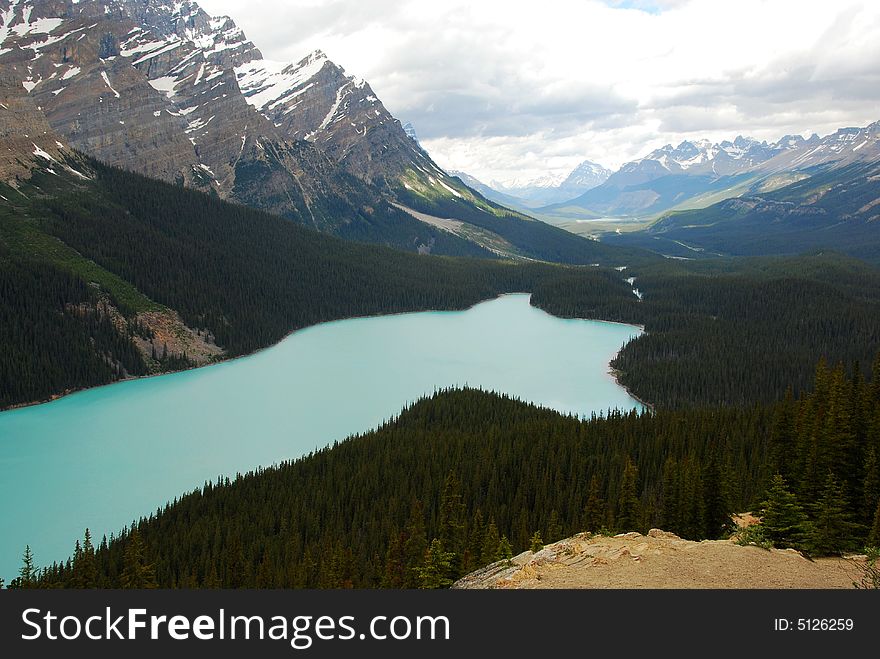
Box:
[10, 354, 879, 589]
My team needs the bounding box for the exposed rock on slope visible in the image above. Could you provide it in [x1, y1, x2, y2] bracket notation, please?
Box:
[454, 530, 863, 589]
[0, 73, 71, 181]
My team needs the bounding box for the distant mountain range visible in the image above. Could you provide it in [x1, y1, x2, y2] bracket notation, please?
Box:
[1, 0, 620, 264]
[451, 160, 612, 209]
[541, 122, 880, 221]
[458, 124, 880, 225]
[605, 155, 880, 263]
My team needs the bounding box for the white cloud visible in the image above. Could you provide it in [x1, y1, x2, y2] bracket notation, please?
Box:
[198, 0, 880, 185]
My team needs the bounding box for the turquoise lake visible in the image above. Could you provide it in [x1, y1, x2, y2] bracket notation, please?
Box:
[0, 294, 642, 580]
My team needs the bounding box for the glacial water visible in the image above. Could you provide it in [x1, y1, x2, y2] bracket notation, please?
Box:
[0, 294, 642, 580]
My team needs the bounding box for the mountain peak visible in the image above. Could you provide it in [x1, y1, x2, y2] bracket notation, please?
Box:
[301, 49, 329, 66]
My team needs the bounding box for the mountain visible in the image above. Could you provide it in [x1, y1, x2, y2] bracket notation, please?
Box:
[482, 160, 612, 208]
[447, 170, 534, 210]
[559, 160, 613, 195]
[605, 158, 880, 263]
[545, 123, 880, 221]
[0, 0, 623, 263]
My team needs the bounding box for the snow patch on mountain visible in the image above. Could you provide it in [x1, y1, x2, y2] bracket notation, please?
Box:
[235, 52, 328, 113]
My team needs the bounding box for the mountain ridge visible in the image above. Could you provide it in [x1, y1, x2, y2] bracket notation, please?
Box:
[543, 121, 880, 220]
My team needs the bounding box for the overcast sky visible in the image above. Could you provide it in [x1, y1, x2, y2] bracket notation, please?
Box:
[198, 0, 880, 186]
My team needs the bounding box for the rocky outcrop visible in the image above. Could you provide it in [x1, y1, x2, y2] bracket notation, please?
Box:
[453, 530, 864, 589]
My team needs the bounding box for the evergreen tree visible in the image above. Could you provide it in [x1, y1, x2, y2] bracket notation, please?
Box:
[18, 545, 37, 589]
[481, 521, 501, 566]
[72, 529, 97, 589]
[617, 458, 641, 532]
[660, 457, 680, 533]
[417, 539, 454, 589]
[583, 475, 607, 532]
[769, 388, 797, 481]
[702, 452, 731, 538]
[464, 509, 485, 574]
[382, 531, 406, 589]
[529, 532, 544, 553]
[437, 473, 466, 576]
[120, 530, 157, 589]
[809, 473, 857, 555]
[403, 501, 428, 588]
[760, 475, 810, 550]
[546, 510, 562, 543]
[498, 536, 513, 564]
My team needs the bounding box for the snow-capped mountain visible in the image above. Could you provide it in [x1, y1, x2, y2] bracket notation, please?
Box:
[0, 0, 504, 253]
[607, 126, 880, 191]
[493, 173, 567, 192]
[553, 123, 880, 219]
[482, 160, 611, 208]
[608, 136, 800, 188]
[559, 160, 612, 194]
[233, 50, 442, 186]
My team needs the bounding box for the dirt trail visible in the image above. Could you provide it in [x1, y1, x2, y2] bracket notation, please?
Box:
[453, 530, 864, 589]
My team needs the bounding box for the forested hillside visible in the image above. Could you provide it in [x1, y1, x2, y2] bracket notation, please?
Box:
[532, 256, 880, 407]
[0, 162, 595, 408]
[15, 356, 878, 589]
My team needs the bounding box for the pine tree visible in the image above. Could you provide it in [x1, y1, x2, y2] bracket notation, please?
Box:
[617, 457, 641, 532]
[417, 539, 454, 589]
[498, 536, 513, 563]
[809, 472, 858, 555]
[382, 531, 406, 589]
[72, 529, 97, 589]
[529, 532, 544, 553]
[464, 509, 486, 573]
[546, 510, 562, 543]
[702, 452, 730, 539]
[660, 457, 680, 533]
[480, 521, 501, 566]
[437, 473, 466, 576]
[760, 474, 810, 550]
[120, 530, 157, 589]
[769, 388, 797, 481]
[403, 500, 427, 588]
[18, 545, 37, 588]
[583, 474, 607, 532]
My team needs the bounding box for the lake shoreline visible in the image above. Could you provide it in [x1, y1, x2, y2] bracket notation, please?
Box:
[1, 292, 650, 415]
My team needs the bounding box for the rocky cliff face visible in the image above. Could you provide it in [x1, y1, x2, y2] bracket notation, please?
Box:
[1, 0, 490, 245]
[235, 50, 441, 189]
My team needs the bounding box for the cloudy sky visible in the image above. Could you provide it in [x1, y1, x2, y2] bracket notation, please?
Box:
[198, 0, 880, 186]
